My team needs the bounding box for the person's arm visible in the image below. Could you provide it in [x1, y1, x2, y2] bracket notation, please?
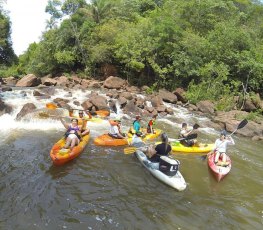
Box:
[85, 110, 92, 119]
[60, 118, 68, 129]
[226, 136, 235, 145]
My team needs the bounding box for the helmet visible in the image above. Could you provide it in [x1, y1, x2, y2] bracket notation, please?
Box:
[220, 130, 227, 136]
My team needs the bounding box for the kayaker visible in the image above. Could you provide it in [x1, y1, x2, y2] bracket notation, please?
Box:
[78, 110, 91, 136]
[147, 114, 157, 133]
[179, 123, 198, 147]
[213, 130, 235, 166]
[108, 117, 126, 139]
[131, 131, 144, 147]
[147, 133, 172, 162]
[60, 118, 82, 151]
[130, 115, 142, 134]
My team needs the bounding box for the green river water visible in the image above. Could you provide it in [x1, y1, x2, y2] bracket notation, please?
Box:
[0, 88, 262, 229]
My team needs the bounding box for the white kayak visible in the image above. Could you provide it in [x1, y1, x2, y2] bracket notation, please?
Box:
[135, 150, 187, 191]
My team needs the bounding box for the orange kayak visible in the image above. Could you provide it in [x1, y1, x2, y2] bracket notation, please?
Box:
[94, 134, 131, 146]
[50, 133, 90, 166]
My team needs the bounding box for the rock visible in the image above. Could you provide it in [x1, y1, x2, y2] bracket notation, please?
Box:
[89, 95, 109, 110]
[149, 95, 163, 107]
[243, 98, 257, 112]
[0, 99, 13, 116]
[3, 76, 18, 86]
[196, 100, 215, 115]
[2, 87, 12, 92]
[158, 89, 177, 104]
[103, 76, 126, 89]
[118, 97, 127, 108]
[55, 76, 70, 87]
[173, 88, 187, 103]
[42, 77, 57, 86]
[119, 92, 133, 100]
[16, 74, 41, 87]
[16, 103, 36, 120]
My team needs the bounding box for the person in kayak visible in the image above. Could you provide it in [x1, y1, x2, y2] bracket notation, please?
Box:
[213, 130, 235, 166]
[147, 133, 172, 162]
[60, 118, 82, 150]
[131, 131, 144, 147]
[179, 122, 198, 147]
[78, 110, 91, 136]
[129, 115, 142, 134]
[108, 117, 126, 139]
[147, 114, 157, 134]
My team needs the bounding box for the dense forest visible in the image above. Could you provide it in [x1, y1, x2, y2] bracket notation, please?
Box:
[0, 0, 263, 112]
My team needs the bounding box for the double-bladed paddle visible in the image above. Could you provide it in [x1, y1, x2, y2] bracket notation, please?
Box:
[46, 103, 110, 117]
[201, 119, 248, 160]
[124, 133, 198, 154]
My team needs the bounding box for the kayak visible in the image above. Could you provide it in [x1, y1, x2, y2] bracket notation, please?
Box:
[128, 128, 162, 140]
[207, 152, 232, 182]
[50, 133, 90, 166]
[170, 142, 214, 153]
[135, 150, 187, 191]
[94, 134, 132, 146]
[94, 129, 162, 146]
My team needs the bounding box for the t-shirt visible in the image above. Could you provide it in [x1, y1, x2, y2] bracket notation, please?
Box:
[150, 143, 171, 162]
[133, 120, 141, 133]
[109, 125, 119, 135]
[213, 137, 235, 153]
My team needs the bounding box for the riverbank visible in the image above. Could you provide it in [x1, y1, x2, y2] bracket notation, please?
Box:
[1, 74, 262, 140]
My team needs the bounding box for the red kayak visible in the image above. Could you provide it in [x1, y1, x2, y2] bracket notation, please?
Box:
[207, 153, 232, 182]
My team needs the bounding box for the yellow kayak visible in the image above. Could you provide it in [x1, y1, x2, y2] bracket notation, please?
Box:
[128, 128, 162, 140]
[170, 142, 214, 153]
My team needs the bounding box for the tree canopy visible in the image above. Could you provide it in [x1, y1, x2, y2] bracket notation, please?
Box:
[1, 0, 263, 102]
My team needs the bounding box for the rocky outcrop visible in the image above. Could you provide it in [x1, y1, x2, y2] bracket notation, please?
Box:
[16, 103, 36, 120]
[16, 74, 40, 87]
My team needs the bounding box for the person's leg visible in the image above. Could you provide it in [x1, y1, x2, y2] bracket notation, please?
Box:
[222, 153, 227, 163]
[63, 137, 71, 149]
[214, 151, 220, 163]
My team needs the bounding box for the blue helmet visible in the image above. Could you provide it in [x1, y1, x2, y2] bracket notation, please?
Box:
[220, 130, 227, 136]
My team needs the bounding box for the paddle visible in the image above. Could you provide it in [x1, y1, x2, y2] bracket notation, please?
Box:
[201, 119, 248, 160]
[124, 133, 198, 154]
[46, 103, 110, 117]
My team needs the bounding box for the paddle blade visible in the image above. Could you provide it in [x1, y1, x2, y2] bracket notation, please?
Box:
[237, 119, 248, 130]
[46, 103, 58, 110]
[124, 147, 137, 154]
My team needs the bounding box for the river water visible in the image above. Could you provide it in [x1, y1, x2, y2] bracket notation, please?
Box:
[0, 87, 262, 230]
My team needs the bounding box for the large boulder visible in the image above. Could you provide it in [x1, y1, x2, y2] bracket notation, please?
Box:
[173, 88, 187, 103]
[55, 76, 70, 87]
[149, 95, 163, 108]
[89, 95, 109, 110]
[196, 100, 215, 115]
[158, 89, 177, 104]
[103, 76, 126, 89]
[16, 74, 40, 87]
[16, 103, 36, 120]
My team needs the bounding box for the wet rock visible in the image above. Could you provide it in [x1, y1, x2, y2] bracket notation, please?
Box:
[103, 76, 126, 89]
[16, 74, 41, 87]
[0, 99, 13, 116]
[149, 95, 163, 108]
[55, 76, 70, 87]
[118, 97, 127, 108]
[2, 87, 12, 92]
[16, 103, 36, 120]
[89, 95, 109, 110]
